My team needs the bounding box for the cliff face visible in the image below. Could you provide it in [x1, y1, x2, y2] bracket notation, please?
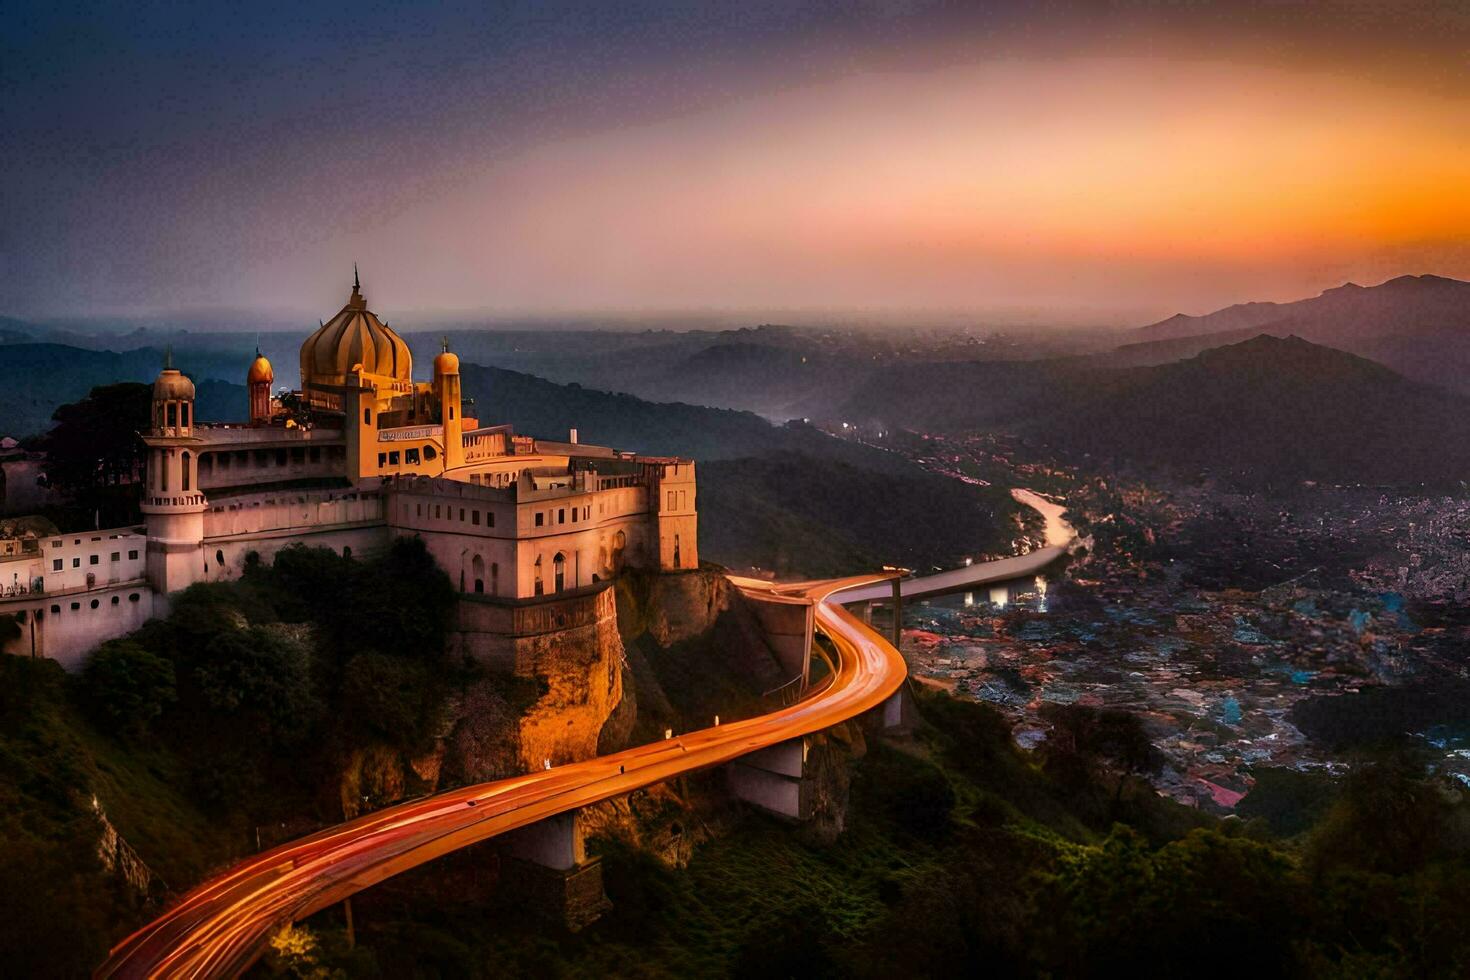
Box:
[444, 585, 627, 782]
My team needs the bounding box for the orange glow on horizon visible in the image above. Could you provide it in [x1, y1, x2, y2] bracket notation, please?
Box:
[251, 55, 1470, 320]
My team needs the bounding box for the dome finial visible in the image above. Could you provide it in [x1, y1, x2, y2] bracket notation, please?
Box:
[353, 262, 360, 292]
[441, 335, 450, 353]
[163, 344, 173, 370]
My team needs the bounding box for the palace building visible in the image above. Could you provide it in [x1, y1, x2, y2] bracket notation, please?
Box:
[3, 275, 698, 668]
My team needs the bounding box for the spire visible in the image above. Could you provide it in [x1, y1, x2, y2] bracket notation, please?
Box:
[441, 335, 450, 353]
[163, 345, 173, 370]
[348, 263, 365, 309]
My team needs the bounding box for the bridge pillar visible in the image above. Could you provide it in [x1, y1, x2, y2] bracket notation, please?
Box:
[891, 577, 903, 650]
[744, 594, 814, 689]
[498, 811, 610, 929]
[728, 737, 812, 820]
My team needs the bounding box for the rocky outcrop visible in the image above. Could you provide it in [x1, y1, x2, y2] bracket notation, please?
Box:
[445, 584, 627, 781]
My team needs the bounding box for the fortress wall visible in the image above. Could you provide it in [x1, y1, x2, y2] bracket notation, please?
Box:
[1, 582, 159, 671]
[201, 524, 389, 582]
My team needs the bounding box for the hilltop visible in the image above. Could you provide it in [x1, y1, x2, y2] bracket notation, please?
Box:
[1134, 274, 1470, 392]
[837, 334, 1470, 490]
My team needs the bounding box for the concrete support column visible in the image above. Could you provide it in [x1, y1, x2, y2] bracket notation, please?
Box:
[745, 595, 814, 689]
[890, 577, 903, 650]
[728, 737, 812, 820]
[498, 810, 610, 930]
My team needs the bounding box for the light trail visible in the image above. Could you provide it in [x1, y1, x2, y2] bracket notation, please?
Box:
[96, 574, 905, 979]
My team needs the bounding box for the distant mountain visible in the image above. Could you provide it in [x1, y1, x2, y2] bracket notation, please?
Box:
[839, 335, 1470, 490]
[1038, 335, 1470, 489]
[461, 363, 1022, 572]
[0, 344, 253, 439]
[1133, 275, 1470, 391]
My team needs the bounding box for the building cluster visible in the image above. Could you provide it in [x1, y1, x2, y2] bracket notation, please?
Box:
[2, 276, 698, 668]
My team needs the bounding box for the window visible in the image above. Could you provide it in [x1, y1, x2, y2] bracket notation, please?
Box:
[553, 552, 566, 593]
[182, 451, 191, 491]
[110, 552, 119, 562]
[70, 602, 80, 610]
[90, 599, 99, 609]
[472, 555, 484, 594]
[128, 550, 138, 560]
[111, 596, 119, 605]
[571, 508, 578, 523]
[424, 445, 437, 460]
[459, 508, 465, 522]
[216, 549, 225, 567]
[535, 512, 544, 527]
[472, 510, 480, 526]
[364, 408, 372, 425]
[388, 451, 400, 466]
[533, 556, 543, 596]
[406, 447, 420, 464]
[416, 503, 422, 516]
[129, 593, 140, 602]
[343, 546, 352, 559]
[434, 505, 442, 519]
[558, 508, 565, 524]
[90, 554, 99, 565]
[72, 558, 80, 568]
[487, 512, 495, 528]
[378, 453, 387, 468]
[51, 559, 61, 571]
[50, 605, 60, 614]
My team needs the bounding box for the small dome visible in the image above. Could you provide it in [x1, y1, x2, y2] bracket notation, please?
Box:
[434, 349, 460, 375]
[247, 352, 274, 385]
[300, 277, 412, 386]
[152, 367, 195, 402]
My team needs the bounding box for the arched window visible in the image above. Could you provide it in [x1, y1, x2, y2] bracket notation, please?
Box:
[533, 556, 544, 596]
[553, 552, 566, 593]
[472, 554, 485, 594]
[160, 452, 169, 492]
[673, 533, 681, 567]
[215, 549, 224, 568]
[181, 452, 191, 491]
[424, 445, 437, 460]
[343, 546, 352, 559]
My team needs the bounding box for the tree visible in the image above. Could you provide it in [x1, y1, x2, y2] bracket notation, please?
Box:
[32, 382, 151, 527]
[80, 639, 176, 740]
[1039, 703, 1163, 807]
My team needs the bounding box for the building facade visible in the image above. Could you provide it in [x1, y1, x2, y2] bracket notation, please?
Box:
[2, 277, 698, 668]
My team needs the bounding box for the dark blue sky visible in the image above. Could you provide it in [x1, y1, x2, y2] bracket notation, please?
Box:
[3, 2, 1465, 321]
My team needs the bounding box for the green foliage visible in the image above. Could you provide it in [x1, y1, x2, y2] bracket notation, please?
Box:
[80, 639, 176, 741]
[699, 451, 1022, 576]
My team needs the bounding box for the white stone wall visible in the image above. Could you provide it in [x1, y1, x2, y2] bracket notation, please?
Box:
[0, 582, 159, 671]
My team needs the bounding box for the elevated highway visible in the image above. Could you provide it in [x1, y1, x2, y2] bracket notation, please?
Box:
[96, 574, 906, 979]
[99, 490, 1076, 978]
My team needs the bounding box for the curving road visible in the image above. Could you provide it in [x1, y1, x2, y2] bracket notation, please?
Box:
[96, 574, 906, 979]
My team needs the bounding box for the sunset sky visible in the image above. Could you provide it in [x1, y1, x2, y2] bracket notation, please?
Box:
[3, 1, 1467, 324]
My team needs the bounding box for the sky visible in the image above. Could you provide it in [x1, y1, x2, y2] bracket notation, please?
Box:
[3, 1, 1467, 325]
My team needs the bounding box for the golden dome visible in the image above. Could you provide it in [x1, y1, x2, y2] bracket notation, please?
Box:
[247, 351, 274, 385]
[300, 277, 412, 386]
[433, 349, 460, 375]
[152, 367, 194, 402]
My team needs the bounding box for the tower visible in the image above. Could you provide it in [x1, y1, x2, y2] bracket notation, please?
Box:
[141, 352, 207, 594]
[247, 348, 274, 424]
[433, 338, 464, 471]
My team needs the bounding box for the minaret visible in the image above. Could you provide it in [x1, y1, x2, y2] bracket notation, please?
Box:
[142, 351, 207, 594]
[433, 337, 464, 472]
[247, 347, 274, 424]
